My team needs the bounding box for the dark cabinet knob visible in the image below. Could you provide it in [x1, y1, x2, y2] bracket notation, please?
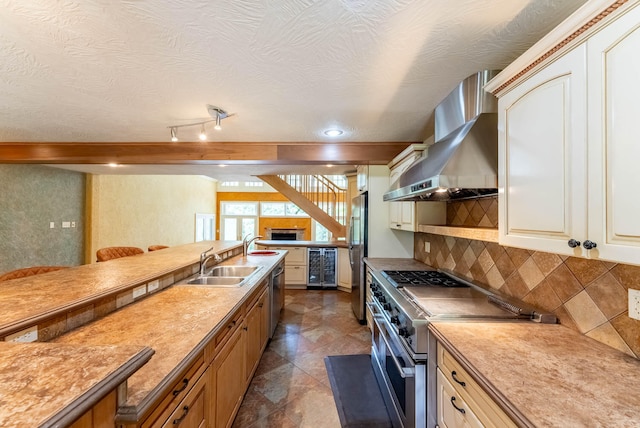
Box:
[583, 240, 597, 250]
[568, 239, 581, 248]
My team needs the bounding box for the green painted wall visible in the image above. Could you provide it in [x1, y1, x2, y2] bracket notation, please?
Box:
[0, 165, 85, 274]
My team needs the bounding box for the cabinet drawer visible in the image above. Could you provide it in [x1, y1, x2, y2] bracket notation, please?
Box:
[213, 309, 244, 351]
[437, 368, 483, 428]
[438, 344, 515, 428]
[285, 265, 307, 284]
[284, 247, 306, 265]
[161, 368, 208, 428]
[141, 354, 206, 428]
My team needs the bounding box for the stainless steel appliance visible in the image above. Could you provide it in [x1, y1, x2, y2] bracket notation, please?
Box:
[384, 70, 500, 202]
[367, 268, 555, 428]
[269, 261, 285, 338]
[307, 247, 337, 289]
[349, 192, 368, 323]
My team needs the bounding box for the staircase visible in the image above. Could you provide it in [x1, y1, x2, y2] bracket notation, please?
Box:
[257, 175, 347, 238]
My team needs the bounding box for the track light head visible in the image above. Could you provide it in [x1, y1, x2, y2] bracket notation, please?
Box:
[214, 114, 222, 131]
[199, 124, 207, 141]
[170, 127, 178, 142]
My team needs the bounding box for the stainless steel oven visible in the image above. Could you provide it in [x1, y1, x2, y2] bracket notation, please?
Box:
[367, 268, 556, 428]
[368, 300, 426, 428]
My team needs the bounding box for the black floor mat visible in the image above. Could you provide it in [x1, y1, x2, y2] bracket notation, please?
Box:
[324, 354, 392, 428]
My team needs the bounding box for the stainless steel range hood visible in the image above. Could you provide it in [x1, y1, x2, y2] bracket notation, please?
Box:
[384, 70, 500, 202]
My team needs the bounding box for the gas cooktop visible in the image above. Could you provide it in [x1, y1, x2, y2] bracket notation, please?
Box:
[381, 270, 469, 288]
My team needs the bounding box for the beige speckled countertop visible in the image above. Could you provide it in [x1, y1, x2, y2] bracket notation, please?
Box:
[52, 251, 286, 421]
[257, 240, 349, 248]
[430, 322, 640, 427]
[0, 341, 153, 428]
[0, 241, 242, 336]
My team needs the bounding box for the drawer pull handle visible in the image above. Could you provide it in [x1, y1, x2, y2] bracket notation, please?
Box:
[451, 371, 466, 387]
[258, 302, 264, 308]
[450, 397, 465, 414]
[172, 378, 189, 396]
[243, 326, 248, 331]
[173, 406, 190, 425]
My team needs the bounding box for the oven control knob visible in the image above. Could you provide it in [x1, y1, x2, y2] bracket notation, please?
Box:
[383, 303, 391, 311]
[378, 295, 386, 304]
[398, 327, 410, 338]
[390, 315, 400, 324]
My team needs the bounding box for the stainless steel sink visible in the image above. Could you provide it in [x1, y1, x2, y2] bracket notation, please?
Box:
[207, 266, 261, 277]
[184, 265, 262, 288]
[186, 276, 244, 287]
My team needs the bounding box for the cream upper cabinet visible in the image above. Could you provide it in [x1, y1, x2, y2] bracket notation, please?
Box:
[356, 165, 369, 193]
[498, 45, 587, 256]
[586, 3, 640, 265]
[494, 1, 640, 264]
[387, 144, 445, 231]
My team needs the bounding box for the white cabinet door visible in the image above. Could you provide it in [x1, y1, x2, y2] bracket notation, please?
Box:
[498, 45, 587, 256]
[587, 3, 640, 265]
[337, 247, 351, 288]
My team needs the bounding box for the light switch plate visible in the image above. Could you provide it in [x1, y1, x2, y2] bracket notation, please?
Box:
[133, 285, 147, 299]
[147, 280, 159, 293]
[6, 326, 38, 343]
[629, 289, 640, 320]
[424, 241, 431, 253]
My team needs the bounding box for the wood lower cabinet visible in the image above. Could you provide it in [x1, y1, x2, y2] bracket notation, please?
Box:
[214, 325, 246, 428]
[437, 344, 515, 428]
[70, 390, 116, 428]
[161, 370, 209, 428]
[245, 286, 269, 387]
[119, 280, 271, 428]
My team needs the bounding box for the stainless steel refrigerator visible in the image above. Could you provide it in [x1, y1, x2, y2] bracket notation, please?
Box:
[349, 191, 368, 323]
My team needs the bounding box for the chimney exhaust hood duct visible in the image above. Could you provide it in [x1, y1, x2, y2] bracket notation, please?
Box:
[384, 70, 500, 202]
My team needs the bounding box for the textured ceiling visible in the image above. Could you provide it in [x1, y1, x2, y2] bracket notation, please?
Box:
[0, 0, 587, 177]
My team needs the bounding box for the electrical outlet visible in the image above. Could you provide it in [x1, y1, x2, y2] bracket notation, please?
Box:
[5, 326, 38, 343]
[71, 221, 76, 228]
[424, 241, 431, 253]
[133, 285, 147, 299]
[629, 289, 640, 320]
[147, 280, 159, 293]
[62, 221, 71, 228]
[49, 222, 55, 229]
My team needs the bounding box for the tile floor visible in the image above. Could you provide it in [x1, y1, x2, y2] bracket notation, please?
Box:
[232, 289, 372, 428]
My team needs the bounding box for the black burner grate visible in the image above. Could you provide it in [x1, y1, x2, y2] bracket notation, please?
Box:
[381, 270, 469, 288]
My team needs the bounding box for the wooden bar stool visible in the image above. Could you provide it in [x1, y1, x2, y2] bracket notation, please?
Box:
[96, 246, 144, 262]
[148, 245, 169, 252]
[0, 266, 68, 282]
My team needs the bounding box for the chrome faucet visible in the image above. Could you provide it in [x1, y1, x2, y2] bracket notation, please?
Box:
[243, 234, 264, 257]
[199, 247, 222, 275]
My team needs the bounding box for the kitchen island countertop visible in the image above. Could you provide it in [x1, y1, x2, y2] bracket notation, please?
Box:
[430, 321, 640, 427]
[256, 239, 348, 248]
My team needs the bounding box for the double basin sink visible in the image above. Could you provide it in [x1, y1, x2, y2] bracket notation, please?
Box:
[186, 265, 263, 288]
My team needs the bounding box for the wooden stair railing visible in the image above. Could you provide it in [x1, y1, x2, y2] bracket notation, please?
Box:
[257, 175, 346, 238]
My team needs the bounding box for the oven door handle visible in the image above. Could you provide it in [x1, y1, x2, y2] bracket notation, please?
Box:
[372, 314, 415, 379]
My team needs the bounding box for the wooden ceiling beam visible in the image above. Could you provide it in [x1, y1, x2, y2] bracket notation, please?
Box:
[0, 141, 412, 164]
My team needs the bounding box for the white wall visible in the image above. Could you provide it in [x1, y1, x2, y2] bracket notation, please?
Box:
[367, 165, 413, 258]
[87, 175, 217, 262]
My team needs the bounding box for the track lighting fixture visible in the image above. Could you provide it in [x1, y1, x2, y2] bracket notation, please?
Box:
[167, 104, 234, 141]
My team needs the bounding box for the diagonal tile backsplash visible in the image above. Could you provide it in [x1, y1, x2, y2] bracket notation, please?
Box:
[415, 197, 640, 358]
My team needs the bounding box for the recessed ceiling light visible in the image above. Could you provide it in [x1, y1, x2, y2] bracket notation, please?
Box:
[324, 129, 344, 137]
[107, 163, 120, 168]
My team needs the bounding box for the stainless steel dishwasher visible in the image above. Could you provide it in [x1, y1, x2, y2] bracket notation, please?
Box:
[270, 261, 285, 338]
